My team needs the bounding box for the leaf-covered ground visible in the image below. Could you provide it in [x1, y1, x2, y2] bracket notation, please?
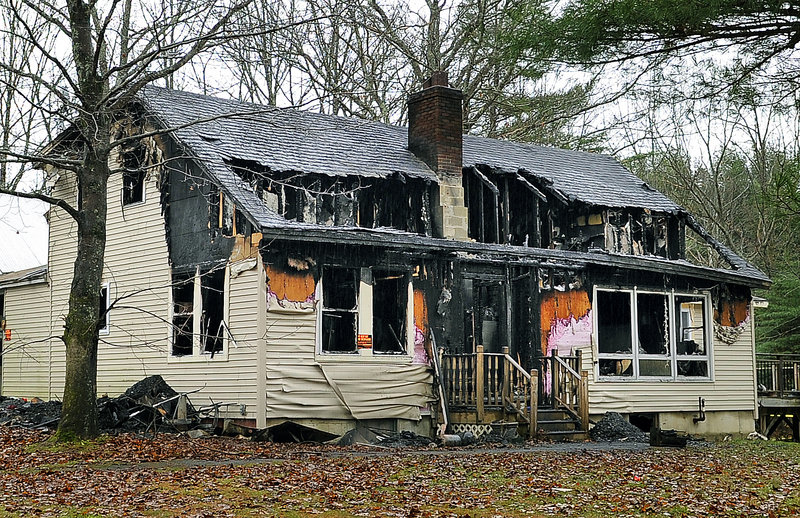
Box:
[1, 428, 799, 517]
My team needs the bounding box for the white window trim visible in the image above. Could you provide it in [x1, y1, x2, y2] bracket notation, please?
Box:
[99, 282, 111, 336]
[167, 266, 230, 363]
[593, 286, 713, 382]
[316, 266, 414, 363]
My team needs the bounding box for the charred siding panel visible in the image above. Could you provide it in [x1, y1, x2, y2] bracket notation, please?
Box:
[166, 160, 234, 267]
[1, 282, 51, 398]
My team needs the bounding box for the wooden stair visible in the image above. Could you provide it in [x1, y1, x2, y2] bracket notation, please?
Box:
[536, 408, 587, 440]
[435, 342, 590, 441]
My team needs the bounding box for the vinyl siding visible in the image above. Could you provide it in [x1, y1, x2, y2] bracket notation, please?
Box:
[1, 281, 52, 398]
[577, 321, 756, 414]
[264, 306, 434, 421]
[3, 166, 262, 420]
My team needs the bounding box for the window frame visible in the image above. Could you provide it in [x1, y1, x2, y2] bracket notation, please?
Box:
[168, 266, 230, 362]
[594, 286, 712, 382]
[316, 266, 414, 361]
[122, 167, 146, 206]
[99, 282, 110, 336]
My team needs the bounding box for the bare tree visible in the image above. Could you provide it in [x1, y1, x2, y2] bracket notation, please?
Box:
[0, 0, 263, 440]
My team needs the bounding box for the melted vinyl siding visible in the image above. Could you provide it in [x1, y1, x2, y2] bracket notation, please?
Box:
[582, 324, 756, 414]
[1, 282, 52, 398]
[264, 308, 434, 421]
[43, 168, 260, 419]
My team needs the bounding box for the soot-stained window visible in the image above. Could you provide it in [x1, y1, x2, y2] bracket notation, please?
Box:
[172, 272, 194, 357]
[122, 144, 146, 205]
[321, 267, 358, 353]
[596, 288, 711, 380]
[373, 270, 408, 354]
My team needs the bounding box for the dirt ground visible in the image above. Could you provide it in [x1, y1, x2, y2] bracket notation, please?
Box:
[1, 427, 799, 517]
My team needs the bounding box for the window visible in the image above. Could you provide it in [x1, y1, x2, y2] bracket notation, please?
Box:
[171, 267, 227, 358]
[596, 288, 710, 380]
[99, 283, 110, 335]
[319, 266, 413, 356]
[372, 270, 409, 354]
[321, 267, 359, 353]
[122, 145, 146, 205]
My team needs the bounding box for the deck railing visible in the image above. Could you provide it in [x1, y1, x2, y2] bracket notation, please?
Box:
[441, 346, 538, 437]
[757, 353, 800, 398]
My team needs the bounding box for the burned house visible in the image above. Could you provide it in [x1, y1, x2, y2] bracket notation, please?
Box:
[0, 73, 769, 438]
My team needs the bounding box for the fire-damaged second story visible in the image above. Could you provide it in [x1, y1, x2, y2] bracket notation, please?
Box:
[1, 72, 770, 441]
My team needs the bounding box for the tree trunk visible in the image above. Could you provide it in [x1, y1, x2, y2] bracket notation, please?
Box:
[54, 147, 109, 441]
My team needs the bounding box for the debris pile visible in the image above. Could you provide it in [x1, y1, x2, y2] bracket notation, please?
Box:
[375, 430, 435, 448]
[0, 398, 61, 429]
[589, 412, 648, 443]
[1, 375, 196, 434]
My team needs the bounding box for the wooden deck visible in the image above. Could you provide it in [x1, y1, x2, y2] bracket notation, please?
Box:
[438, 347, 589, 439]
[757, 353, 800, 440]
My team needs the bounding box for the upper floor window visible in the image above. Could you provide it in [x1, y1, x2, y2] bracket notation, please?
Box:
[595, 288, 710, 380]
[122, 145, 146, 205]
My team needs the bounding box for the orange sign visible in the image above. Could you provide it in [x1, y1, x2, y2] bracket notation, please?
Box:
[4, 329, 10, 341]
[357, 334, 372, 348]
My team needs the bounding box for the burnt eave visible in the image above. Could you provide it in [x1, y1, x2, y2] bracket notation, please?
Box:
[258, 222, 771, 289]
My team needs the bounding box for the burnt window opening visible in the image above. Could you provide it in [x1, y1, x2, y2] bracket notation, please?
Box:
[226, 159, 432, 234]
[597, 288, 711, 380]
[465, 168, 550, 247]
[321, 267, 358, 353]
[99, 283, 110, 335]
[172, 272, 194, 357]
[201, 269, 225, 355]
[122, 144, 146, 205]
[373, 270, 408, 354]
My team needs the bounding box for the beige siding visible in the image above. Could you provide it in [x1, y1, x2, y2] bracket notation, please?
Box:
[3, 167, 262, 420]
[579, 322, 756, 414]
[1, 282, 52, 398]
[264, 306, 434, 421]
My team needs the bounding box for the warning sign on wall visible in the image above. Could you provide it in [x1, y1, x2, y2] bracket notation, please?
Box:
[357, 334, 372, 349]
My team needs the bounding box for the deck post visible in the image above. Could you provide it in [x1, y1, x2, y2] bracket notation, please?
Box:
[502, 346, 511, 408]
[580, 370, 590, 433]
[476, 345, 485, 423]
[551, 348, 559, 409]
[530, 369, 538, 439]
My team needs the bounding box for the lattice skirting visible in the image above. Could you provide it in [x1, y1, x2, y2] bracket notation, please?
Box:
[451, 423, 492, 437]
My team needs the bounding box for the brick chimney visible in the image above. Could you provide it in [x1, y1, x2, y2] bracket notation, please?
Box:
[408, 71, 468, 240]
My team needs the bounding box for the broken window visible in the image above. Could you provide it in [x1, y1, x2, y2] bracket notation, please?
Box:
[321, 267, 358, 353]
[171, 266, 228, 358]
[172, 272, 195, 357]
[201, 269, 225, 355]
[596, 288, 710, 380]
[122, 145, 146, 205]
[99, 283, 110, 335]
[373, 270, 408, 354]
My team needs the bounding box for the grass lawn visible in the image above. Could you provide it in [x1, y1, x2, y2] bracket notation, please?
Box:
[1, 428, 799, 517]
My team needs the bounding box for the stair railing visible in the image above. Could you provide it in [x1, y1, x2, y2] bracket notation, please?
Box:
[441, 345, 538, 438]
[551, 350, 589, 433]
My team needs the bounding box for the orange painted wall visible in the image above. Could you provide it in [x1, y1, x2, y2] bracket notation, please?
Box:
[265, 265, 316, 302]
[715, 299, 749, 327]
[539, 289, 591, 354]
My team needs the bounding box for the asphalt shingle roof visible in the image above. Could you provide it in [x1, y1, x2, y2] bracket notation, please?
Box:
[132, 86, 767, 287]
[138, 86, 681, 222]
[463, 135, 681, 213]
